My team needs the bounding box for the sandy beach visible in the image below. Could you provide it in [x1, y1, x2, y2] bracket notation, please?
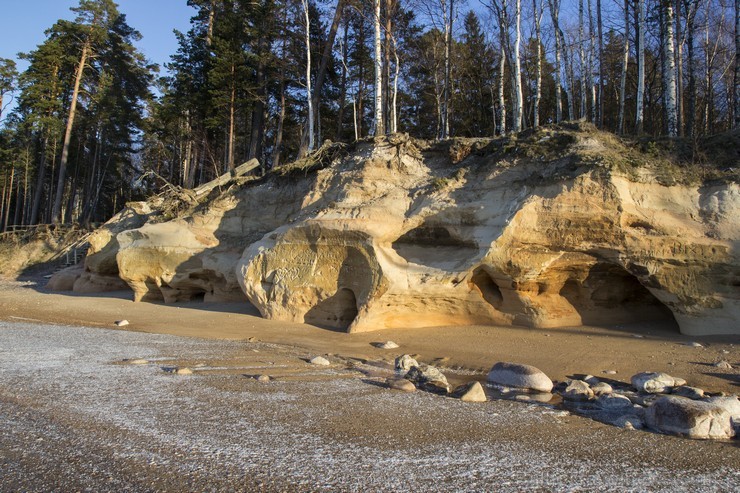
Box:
[1, 279, 739, 491]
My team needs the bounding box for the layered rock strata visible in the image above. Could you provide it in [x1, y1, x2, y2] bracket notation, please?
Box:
[52, 126, 739, 335]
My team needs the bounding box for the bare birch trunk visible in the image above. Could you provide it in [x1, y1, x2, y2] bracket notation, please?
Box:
[664, 0, 678, 136]
[675, 0, 684, 134]
[498, 30, 507, 135]
[52, 39, 89, 223]
[227, 64, 236, 174]
[373, 0, 384, 136]
[303, 0, 315, 151]
[636, 0, 646, 133]
[533, 0, 542, 127]
[618, 0, 630, 134]
[513, 0, 523, 132]
[578, 0, 587, 120]
[588, 0, 597, 123]
[548, 0, 563, 122]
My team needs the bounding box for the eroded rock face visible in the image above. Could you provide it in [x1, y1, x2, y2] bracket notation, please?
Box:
[64, 128, 739, 336]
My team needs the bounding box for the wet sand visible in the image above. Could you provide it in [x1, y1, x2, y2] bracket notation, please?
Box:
[0, 280, 739, 491]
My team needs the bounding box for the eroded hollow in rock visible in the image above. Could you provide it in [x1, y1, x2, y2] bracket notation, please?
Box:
[469, 267, 504, 309]
[392, 224, 478, 270]
[559, 263, 679, 330]
[304, 288, 359, 331]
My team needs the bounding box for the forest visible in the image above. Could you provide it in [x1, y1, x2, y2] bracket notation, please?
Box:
[0, 0, 738, 229]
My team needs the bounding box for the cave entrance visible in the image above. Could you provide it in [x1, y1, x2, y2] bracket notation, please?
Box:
[304, 288, 359, 331]
[391, 224, 478, 270]
[469, 267, 503, 309]
[559, 263, 679, 331]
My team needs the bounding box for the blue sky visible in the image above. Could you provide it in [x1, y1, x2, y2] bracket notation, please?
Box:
[1, 0, 193, 68]
[1, 0, 193, 121]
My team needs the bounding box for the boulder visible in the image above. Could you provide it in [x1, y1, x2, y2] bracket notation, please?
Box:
[595, 393, 634, 411]
[631, 372, 678, 394]
[562, 380, 594, 401]
[645, 396, 735, 440]
[591, 382, 613, 395]
[386, 377, 416, 392]
[486, 362, 553, 393]
[377, 341, 399, 349]
[706, 396, 740, 427]
[451, 381, 487, 403]
[673, 386, 705, 400]
[395, 354, 419, 372]
[713, 360, 733, 369]
[46, 265, 84, 291]
[405, 365, 449, 394]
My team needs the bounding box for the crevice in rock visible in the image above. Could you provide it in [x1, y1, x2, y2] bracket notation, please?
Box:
[469, 267, 504, 309]
[304, 288, 359, 331]
[559, 263, 679, 330]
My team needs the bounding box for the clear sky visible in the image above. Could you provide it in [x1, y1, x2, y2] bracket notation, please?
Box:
[1, 0, 193, 68]
[1, 0, 193, 122]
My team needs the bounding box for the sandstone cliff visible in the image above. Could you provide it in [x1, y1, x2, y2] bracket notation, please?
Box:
[53, 123, 739, 336]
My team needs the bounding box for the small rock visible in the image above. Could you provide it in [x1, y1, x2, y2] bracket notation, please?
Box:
[256, 374, 271, 383]
[405, 364, 449, 394]
[673, 377, 687, 386]
[673, 386, 705, 400]
[126, 358, 149, 365]
[175, 367, 193, 375]
[309, 356, 331, 366]
[713, 360, 733, 369]
[631, 372, 678, 394]
[377, 341, 399, 349]
[247, 337, 258, 343]
[395, 354, 419, 372]
[591, 382, 613, 395]
[114, 320, 129, 327]
[386, 377, 416, 392]
[562, 380, 594, 401]
[451, 381, 487, 403]
[631, 334, 645, 339]
[683, 341, 703, 348]
[583, 375, 600, 386]
[486, 362, 553, 393]
[645, 396, 735, 439]
[602, 370, 618, 375]
[514, 395, 531, 401]
[595, 393, 634, 410]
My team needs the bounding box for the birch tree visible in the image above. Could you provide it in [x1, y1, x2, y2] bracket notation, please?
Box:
[618, 0, 630, 134]
[302, 0, 315, 151]
[513, 0, 523, 132]
[578, 0, 587, 120]
[547, 0, 563, 122]
[373, 0, 384, 136]
[663, 0, 678, 136]
[532, 0, 543, 127]
[636, 0, 646, 133]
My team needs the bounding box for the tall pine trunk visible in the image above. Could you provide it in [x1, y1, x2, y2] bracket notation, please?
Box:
[52, 38, 89, 223]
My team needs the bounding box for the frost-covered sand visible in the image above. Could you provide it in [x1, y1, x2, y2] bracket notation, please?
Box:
[0, 281, 739, 491]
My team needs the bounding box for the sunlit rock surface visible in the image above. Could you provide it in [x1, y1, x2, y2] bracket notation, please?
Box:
[54, 125, 739, 335]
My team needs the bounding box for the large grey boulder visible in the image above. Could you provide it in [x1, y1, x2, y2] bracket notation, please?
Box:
[486, 362, 553, 393]
[645, 396, 735, 440]
[631, 372, 678, 394]
[595, 393, 634, 411]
